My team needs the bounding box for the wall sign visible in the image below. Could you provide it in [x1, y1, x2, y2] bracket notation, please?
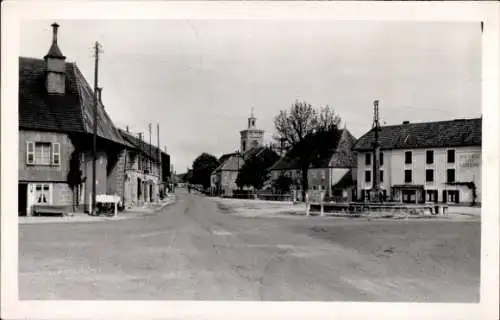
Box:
[460, 153, 481, 168]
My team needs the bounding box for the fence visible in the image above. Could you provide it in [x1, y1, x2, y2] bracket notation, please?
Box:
[231, 190, 294, 202]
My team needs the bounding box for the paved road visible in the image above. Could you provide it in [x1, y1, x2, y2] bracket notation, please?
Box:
[19, 190, 480, 301]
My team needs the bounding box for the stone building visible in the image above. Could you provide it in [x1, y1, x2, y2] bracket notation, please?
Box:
[118, 129, 169, 208]
[211, 110, 275, 196]
[353, 118, 482, 204]
[240, 108, 264, 153]
[18, 23, 132, 215]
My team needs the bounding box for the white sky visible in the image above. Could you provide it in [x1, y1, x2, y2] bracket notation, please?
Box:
[20, 20, 481, 173]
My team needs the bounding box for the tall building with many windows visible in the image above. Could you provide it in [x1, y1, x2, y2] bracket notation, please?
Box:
[353, 118, 481, 204]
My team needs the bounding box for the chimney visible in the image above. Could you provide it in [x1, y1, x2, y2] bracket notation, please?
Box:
[126, 126, 129, 132]
[402, 121, 410, 125]
[44, 22, 66, 95]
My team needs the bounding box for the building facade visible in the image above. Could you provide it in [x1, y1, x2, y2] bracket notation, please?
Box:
[269, 128, 358, 201]
[119, 129, 167, 208]
[353, 118, 482, 204]
[18, 23, 171, 216]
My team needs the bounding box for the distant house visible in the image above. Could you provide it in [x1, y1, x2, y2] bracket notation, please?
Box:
[352, 118, 482, 204]
[211, 152, 244, 196]
[18, 23, 133, 215]
[118, 129, 170, 207]
[269, 129, 358, 201]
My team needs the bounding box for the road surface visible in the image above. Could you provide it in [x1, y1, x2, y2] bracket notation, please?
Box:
[19, 190, 480, 301]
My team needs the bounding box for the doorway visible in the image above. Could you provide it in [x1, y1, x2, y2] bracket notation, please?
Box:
[402, 190, 416, 203]
[18, 183, 28, 216]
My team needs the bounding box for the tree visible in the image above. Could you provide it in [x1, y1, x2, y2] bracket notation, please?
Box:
[189, 153, 220, 189]
[66, 150, 85, 212]
[274, 100, 342, 200]
[236, 148, 280, 190]
[272, 174, 294, 193]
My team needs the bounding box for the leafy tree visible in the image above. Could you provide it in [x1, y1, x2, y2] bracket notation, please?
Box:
[189, 153, 220, 189]
[236, 148, 280, 190]
[272, 174, 294, 193]
[274, 100, 342, 200]
[66, 150, 85, 212]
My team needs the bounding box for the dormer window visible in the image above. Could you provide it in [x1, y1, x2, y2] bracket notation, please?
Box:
[44, 23, 66, 95]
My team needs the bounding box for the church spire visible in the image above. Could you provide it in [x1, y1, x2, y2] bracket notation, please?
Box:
[248, 107, 256, 129]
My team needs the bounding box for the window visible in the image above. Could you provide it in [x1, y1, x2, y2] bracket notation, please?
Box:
[365, 170, 371, 183]
[447, 168, 455, 183]
[26, 142, 35, 164]
[426, 169, 434, 182]
[365, 153, 371, 166]
[52, 143, 60, 165]
[26, 142, 60, 166]
[404, 169, 412, 183]
[380, 170, 384, 182]
[33, 142, 51, 165]
[34, 184, 51, 204]
[405, 151, 412, 164]
[426, 150, 434, 164]
[447, 149, 455, 163]
[380, 152, 384, 166]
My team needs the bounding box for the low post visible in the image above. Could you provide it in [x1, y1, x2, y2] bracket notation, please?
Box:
[305, 192, 310, 216]
[320, 190, 325, 217]
[114, 200, 118, 217]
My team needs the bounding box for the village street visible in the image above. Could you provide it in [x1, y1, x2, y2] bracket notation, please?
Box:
[19, 189, 480, 302]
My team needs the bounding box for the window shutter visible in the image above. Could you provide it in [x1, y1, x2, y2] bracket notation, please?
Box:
[26, 141, 35, 164]
[52, 143, 60, 165]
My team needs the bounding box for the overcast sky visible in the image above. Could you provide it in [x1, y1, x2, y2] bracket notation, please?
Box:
[20, 20, 481, 173]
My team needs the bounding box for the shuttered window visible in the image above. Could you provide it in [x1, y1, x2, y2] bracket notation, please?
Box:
[26, 141, 35, 164]
[52, 143, 60, 165]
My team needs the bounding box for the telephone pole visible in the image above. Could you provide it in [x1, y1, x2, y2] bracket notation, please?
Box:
[371, 99, 381, 202]
[91, 41, 102, 216]
[157, 123, 162, 201]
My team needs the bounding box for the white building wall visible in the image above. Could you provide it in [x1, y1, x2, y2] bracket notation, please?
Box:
[357, 146, 481, 203]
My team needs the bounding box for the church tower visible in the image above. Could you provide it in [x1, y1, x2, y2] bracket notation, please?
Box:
[240, 108, 264, 153]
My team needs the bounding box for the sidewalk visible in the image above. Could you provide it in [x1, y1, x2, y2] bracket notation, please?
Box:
[19, 194, 177, 224]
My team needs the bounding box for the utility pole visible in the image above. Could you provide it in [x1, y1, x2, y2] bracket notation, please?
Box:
[372, 99, 381, 202]
[91, 41, 102, 216]
[148, 123, 152, 172]
[157, 123, 162, 201]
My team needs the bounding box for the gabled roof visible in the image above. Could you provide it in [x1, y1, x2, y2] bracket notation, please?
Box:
[19, 57, 131, 147]
[331, 169, 356, 189]
[118, 129, 167, 162]
[218, 152, 239, 164]
[213, 153, 244, 173]
[353, 118, 482, 151]
[270, 129, 356, 171]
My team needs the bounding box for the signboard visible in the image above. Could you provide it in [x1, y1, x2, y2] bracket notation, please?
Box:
[307, 190, 325, 203]
[460, 153, 481, 168]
